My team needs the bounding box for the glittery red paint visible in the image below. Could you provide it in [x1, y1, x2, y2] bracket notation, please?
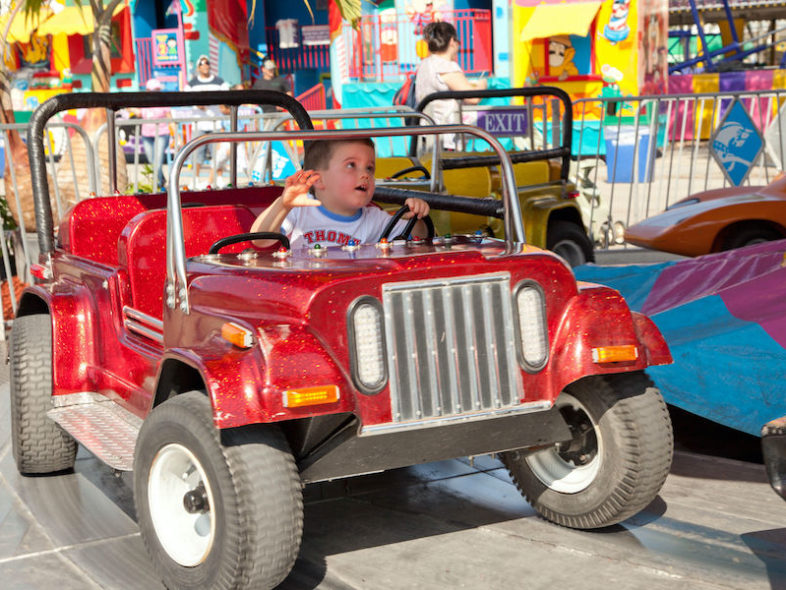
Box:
[30, 188, 670, 429]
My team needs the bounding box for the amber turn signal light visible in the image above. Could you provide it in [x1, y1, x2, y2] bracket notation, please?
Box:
[221, 322, 254, 349]
[283, 385, 340, 408]
[591, 345, 638, 364]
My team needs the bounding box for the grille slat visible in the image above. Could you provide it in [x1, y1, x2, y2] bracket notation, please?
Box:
[481, 283, 501, 408]
[383, 274, 522, 424]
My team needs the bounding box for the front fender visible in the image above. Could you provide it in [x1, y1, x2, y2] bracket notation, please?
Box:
[548, 283, 671, 395]
[164, 322, 354, 429]
[522, 197, 581, 247]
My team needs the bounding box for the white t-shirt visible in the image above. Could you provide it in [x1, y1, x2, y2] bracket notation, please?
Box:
[185, 74, 230, 131]
[415, 55, 463, 149]
[282, 203, 409, 249]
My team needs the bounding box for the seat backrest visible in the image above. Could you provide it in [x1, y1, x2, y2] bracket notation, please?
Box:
[512, 161, 551, 187]
[59, 187, 283, 268]
[420, 157, 493, 198]
[375, 156, 424, 180]
[118, 204, 257, 319]
[60, 195, 161, 265]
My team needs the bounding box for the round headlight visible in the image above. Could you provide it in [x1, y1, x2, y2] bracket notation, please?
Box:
[348, 297, 388, 393]
[514, 281, 548, 371]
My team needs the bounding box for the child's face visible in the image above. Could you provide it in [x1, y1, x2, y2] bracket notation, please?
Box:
[314, 142, 376, 216]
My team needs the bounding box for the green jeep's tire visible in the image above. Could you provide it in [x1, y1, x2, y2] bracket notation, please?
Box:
[501, 372, 673, 529]
[10, 314, 77, 474]
[546, 220, 595, 267]
[134, 392, 303, 590]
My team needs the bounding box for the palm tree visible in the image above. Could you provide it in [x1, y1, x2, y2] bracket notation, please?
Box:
[1, 0, 127, 231]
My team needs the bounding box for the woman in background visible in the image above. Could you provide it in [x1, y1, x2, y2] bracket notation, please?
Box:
[415, 21, 487, 150]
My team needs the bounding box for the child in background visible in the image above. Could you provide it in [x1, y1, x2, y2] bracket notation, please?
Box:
[251, 138, 429, 248]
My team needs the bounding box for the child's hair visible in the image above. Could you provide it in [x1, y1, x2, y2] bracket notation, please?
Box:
[303, 138, 375, 171]
[424, 22, 458, 53]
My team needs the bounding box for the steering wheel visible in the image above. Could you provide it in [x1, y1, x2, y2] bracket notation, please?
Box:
[390, 164, 430, 180]
[379, 204, 435, 242]
[208, 232, 290, 255]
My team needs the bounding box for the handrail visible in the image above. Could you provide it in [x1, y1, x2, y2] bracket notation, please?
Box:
[28, 90, 312, 255]
[166, 124, 523, 314]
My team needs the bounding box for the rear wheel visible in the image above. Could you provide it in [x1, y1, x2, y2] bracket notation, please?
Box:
[134, 392, 303, 589]
[722, 224, 782, 250]
[10, 314, 77, 474]
[546, 220, 595, 267]
[501, 372, 673, 529]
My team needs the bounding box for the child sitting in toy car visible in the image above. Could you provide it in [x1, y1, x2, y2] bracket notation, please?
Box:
[251, 138, 430, 247]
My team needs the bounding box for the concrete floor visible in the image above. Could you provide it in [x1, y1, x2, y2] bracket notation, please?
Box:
[1, 344, 785, 589]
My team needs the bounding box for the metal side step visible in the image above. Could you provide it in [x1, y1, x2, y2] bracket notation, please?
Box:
[47, 393, 142, 471]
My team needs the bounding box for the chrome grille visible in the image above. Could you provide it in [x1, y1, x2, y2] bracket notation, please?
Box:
[382, 273, 522, 423]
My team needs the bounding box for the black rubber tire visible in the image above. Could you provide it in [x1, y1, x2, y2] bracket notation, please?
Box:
[501, 372, 673, 529]
[546, 220, 595, 267]
[722, 225, 782, 251]
[133, 392, 303, 590]
[10, 314, 77, 474]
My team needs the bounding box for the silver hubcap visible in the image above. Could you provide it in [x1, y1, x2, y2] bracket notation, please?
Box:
[526, 393, 602, 493]
[148, 443, 216, 566]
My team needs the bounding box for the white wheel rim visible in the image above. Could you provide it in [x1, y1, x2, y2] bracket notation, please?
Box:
[148, 443, 216, 566]
[526, 393, 602, 493]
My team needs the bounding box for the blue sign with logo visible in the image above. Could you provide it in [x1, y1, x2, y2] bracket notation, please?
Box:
[710, 99, 763, 186]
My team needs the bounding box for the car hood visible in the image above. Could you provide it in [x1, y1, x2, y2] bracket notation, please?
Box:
[184, 239, 576, 323]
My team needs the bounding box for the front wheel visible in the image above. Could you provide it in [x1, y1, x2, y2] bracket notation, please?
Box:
[546, 220, 595, 267]
[134, 392, 303, 589]
[501, 372, 673, 529]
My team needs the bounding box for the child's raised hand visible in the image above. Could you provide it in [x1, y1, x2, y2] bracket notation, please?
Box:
[281, 170, 321, 210]
[403, 197, 430, 219]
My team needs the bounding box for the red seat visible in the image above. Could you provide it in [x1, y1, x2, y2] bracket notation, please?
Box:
[59, 187, 282, 267]
[118, 205, 257, 319]
[60, 196, 155, 265]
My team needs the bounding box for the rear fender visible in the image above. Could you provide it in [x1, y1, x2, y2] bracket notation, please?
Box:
[164, 323, 353, 429]
[16, 285, 95, 395]
[548, 284, 671, 395]
[522, 198, 582, 248]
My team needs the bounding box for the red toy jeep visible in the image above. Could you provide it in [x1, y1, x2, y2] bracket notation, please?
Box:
[11, 91, 673, 590]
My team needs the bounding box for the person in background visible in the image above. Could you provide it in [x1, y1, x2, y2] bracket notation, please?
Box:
[184, 55, 229, 185]
[415, 21, 487, 150]
[139, 77, 172, 191]
[212, 86, 254, 188]
[252, 58, 293, 113]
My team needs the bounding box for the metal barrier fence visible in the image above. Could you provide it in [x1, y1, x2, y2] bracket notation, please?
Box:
[570, 90, 786, 246]
[439, 88, 786, 247]
[0, 119, 96, 340]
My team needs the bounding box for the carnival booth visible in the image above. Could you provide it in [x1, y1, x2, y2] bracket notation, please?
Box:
[4, 0, 134, 108]
[512, 0, 669, 102]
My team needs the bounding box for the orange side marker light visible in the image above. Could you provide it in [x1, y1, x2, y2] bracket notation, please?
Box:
[221, 322, 254, 349]
[283, 385, 340, 408]
[591, 345, 638, 364]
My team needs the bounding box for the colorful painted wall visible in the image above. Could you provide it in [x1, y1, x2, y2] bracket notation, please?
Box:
[512, 0, 668, 105]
